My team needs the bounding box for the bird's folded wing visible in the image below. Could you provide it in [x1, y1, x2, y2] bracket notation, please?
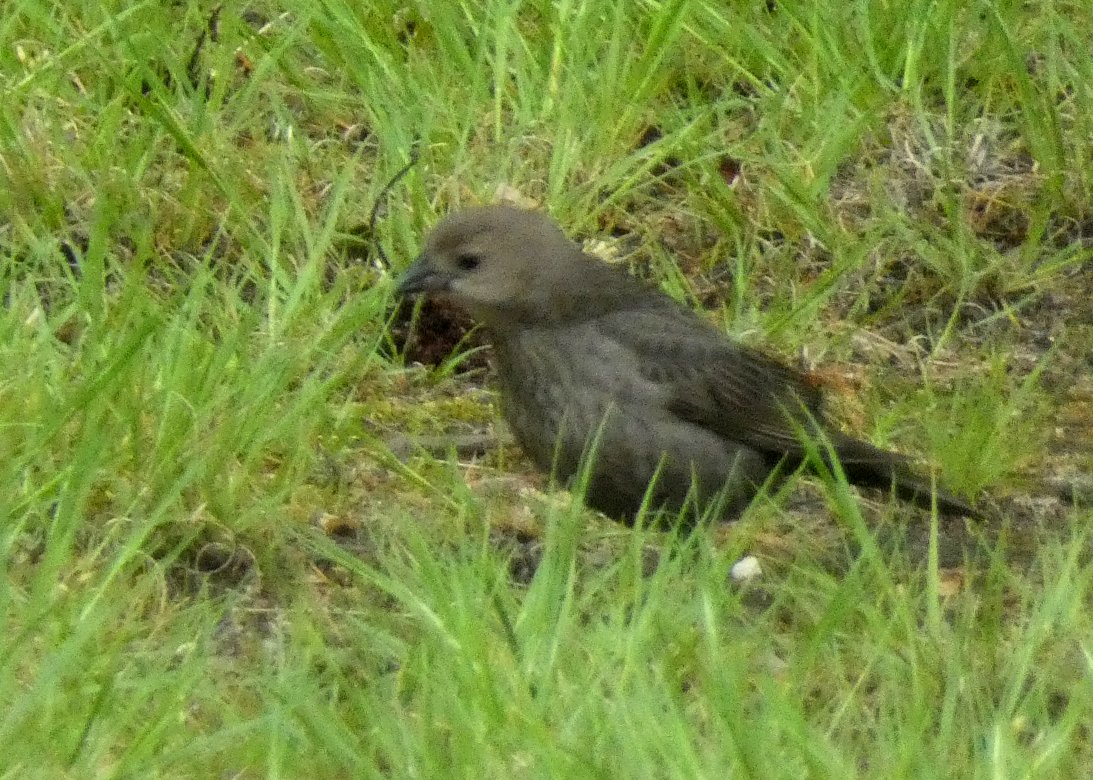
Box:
[595, 307, 827, 456]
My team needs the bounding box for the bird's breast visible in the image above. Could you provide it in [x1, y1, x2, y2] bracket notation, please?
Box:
[491, 324, 663, 471]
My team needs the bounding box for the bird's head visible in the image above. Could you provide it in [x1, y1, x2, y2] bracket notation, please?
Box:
[396, 205, 599, 324]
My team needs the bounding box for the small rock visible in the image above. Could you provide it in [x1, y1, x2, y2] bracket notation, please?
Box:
[730, 555, 762, 583]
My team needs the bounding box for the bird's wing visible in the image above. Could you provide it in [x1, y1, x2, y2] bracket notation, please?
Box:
[593, 305, 830, 456]
[587, 304, 972, 514]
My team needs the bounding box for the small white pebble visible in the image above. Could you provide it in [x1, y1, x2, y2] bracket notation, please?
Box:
[730, 555, 762, 582]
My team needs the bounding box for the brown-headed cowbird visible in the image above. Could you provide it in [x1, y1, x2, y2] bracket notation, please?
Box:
[397, 205, 980, 521]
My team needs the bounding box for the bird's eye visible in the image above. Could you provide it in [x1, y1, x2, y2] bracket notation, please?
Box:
[455, 253, 481, 271]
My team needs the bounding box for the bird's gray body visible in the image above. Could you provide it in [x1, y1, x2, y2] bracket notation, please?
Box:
[397, 205, 979, 521]
[492, 313, 772, 519]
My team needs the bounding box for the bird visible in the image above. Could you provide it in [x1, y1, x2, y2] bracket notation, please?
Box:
[396, 204, 980, 522]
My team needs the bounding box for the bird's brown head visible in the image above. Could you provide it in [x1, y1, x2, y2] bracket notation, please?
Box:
[397, 205, 599, 324]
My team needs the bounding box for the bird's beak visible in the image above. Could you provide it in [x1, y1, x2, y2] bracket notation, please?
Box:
[396, 255, 451, 296]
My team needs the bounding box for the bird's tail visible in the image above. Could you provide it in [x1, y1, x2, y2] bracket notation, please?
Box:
[829, 434, 982, 518]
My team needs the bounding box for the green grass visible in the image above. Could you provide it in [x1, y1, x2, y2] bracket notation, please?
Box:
[2, 0, 1091, 776]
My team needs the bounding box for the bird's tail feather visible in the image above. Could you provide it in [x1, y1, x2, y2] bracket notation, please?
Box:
[830, 435, 981, 518]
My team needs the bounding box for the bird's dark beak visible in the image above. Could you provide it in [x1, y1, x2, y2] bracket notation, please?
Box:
[396, 255, 451, 296]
